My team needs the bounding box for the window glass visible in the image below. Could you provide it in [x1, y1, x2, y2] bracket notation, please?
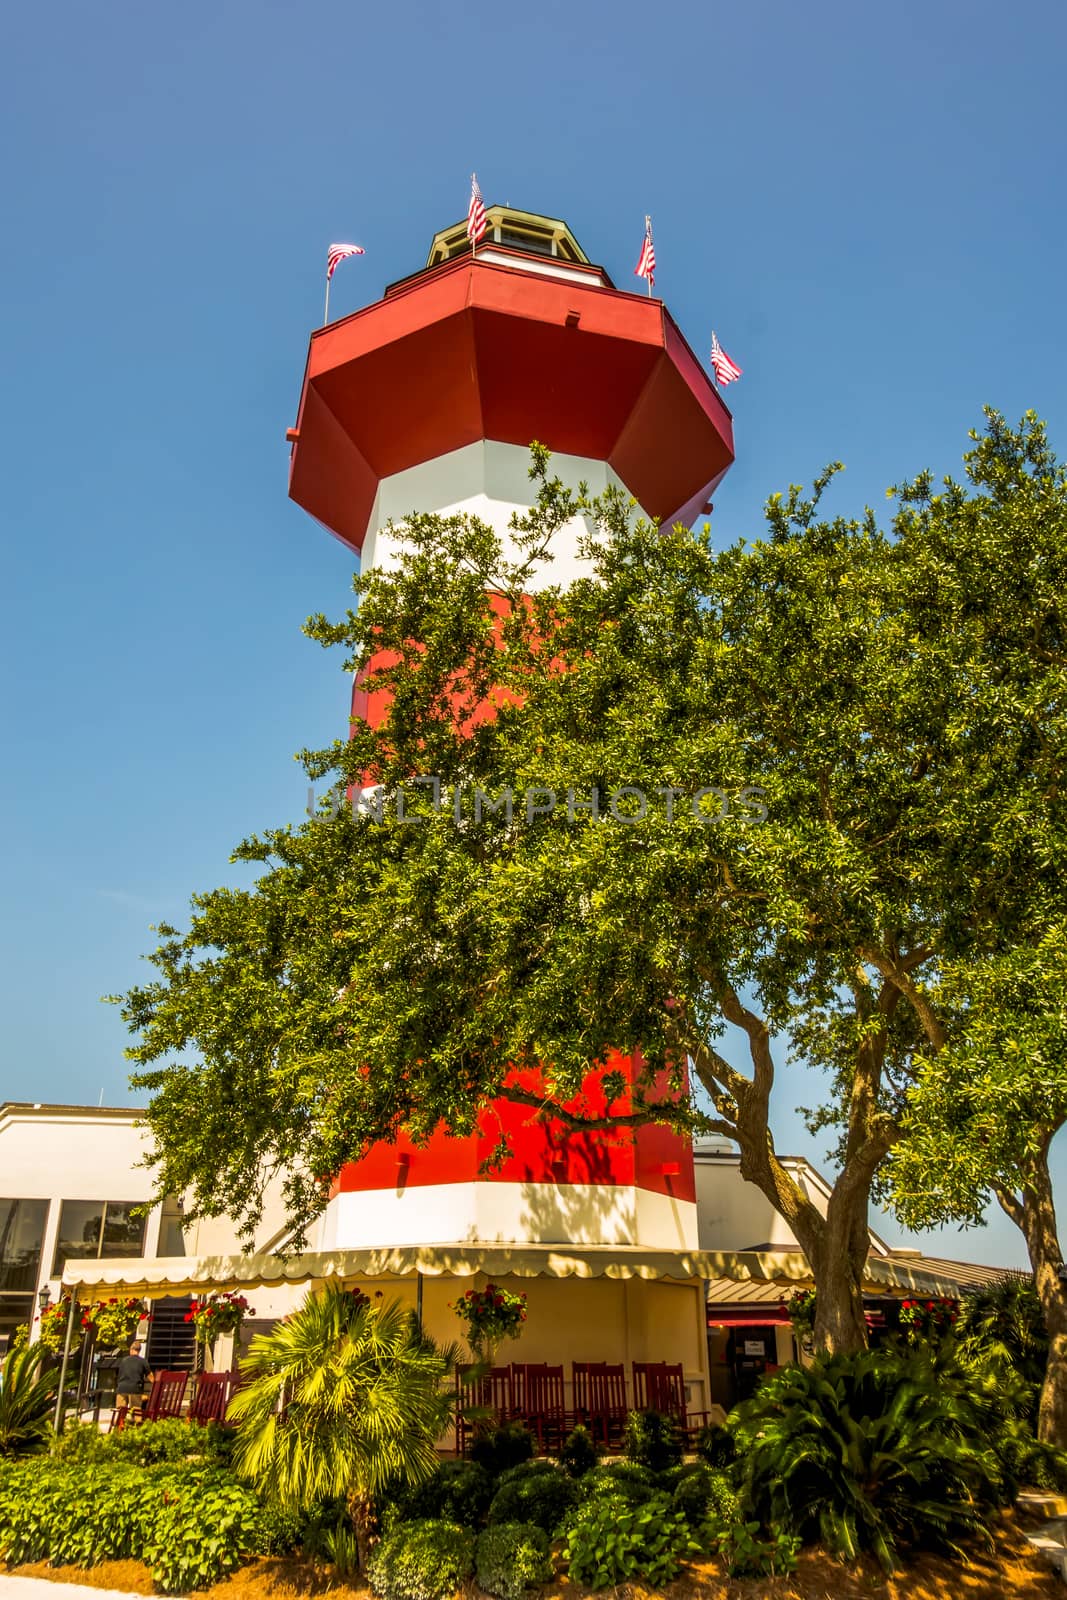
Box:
[52, 1201, 104, 1275]
[0, 1199, 49, 1292]
[101, 1202, 147, 1258]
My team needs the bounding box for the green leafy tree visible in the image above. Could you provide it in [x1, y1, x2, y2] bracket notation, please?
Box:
[228, 1284, 457, 1570]
[119, 413, 1065, 1355]
[890, 933, 1067, 1440]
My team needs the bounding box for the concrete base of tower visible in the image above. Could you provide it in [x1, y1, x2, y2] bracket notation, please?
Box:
[317, 1178, 699, 1252]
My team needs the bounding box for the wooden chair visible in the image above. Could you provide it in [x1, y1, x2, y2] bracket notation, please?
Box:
[188, 1371, 231, 1425]
[632, 1361, 688, 1435]
[511, 1363, 566, 1453]
[111, 1369, 189, 1430]
[455, 1363, 511, 1456]
[573, 1361, 628, 1447]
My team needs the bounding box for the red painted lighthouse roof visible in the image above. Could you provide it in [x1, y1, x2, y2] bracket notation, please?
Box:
[289, 245, 735, 554]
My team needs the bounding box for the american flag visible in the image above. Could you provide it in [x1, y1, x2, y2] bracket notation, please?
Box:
[710, 330, 742, 386]
[634, 215, 655, 289]
[326, 242, 365, 280]
[467, 174, 487, 246]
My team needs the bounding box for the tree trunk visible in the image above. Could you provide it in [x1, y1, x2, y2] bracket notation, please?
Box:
[997, 1141, 1067, 1447]
[793, 1187, 871, 1355]
[347, 1488, 379, 1573]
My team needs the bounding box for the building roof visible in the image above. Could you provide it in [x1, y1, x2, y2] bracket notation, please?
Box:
[0, 1102, 146, 1120]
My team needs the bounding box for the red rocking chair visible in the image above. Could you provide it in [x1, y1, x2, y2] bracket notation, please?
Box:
[110, 1369, 189, 1431]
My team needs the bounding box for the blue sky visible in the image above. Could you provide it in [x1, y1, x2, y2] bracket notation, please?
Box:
[2, 1, 1064, 1267]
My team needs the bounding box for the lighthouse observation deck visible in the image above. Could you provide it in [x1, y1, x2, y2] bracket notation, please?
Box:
[287, 204, 734, 560]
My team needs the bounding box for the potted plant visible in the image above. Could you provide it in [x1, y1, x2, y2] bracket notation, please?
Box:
[82, 1297, 146, 1351]
[184, 1291, 255, 1360]
[451, 1282, 527, 1364]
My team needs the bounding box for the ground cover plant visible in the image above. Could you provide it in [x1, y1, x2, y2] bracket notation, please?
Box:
[366, 1518, 474, 1600]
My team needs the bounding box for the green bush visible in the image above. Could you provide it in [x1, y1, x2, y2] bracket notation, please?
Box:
[710, 1521, 800, 1579]
[624, 1408, 683, 1472]
[733, 1349, 1003, 1571]
[368, 1518, 475, 1600]
[475, 1521, 552, 1600]
[468, 1418, 535, 1475]
[488, 1460, 576, 1534]
[0, 1455, 277, 1591]
[55, 1416, 234, 1467]
[563, 1491, 698, 1589]
[669, 1463, 740, 1529]
[558, 1422, 598, 1478]
[695, 1421, 736, 1468]
[0, 1346, 58, 1456]
[398, 1459, 494, 1528]
[585, 1459, 662, 1506]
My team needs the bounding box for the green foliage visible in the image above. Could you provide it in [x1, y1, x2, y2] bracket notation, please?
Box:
[624, 1407, 682, 1473]
[558, 1422, 598, 1478]
[487, 1459, 576, 1534]
[585, 1459, 662, 1506]
[474, 1522, 553, 1600]
[55, 1415, 234, 1467]
[367, 1518, 475, 1600]
[467, 1418, 535, 1475]
[119, 416, 1067, 1357]
[957, 1277, 1048, 1397]
[709, 1521, 801, 1579]
[669, 1463, 740, 1529]
[0, 1457, 271, 1592]
[733, 1349, 1003, 1571]
[695, 1421, 736, 1468]
[397, 1459, 494, 1528]
[563, 1490, 699, 1590]
[228, 1284, 457, 1517]
[0, 1346, 58, 1456]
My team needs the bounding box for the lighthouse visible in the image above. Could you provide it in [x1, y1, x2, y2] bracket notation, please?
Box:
[287, 204, 735, 1261]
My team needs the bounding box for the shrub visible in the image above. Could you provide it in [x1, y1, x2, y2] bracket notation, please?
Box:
[398, 1460, 494, 1528]
[670, 1463, 740, 1529]
[585, 1459, 662, 1506]
[368, 1518, 475, 1600]
[563, 1491, 698, 1589]
[733, 1349, 1003, 1571]
[624, 1408, 683, 1473]
[468, 1418, 535, 1475]
[695, 1421, 736, 1468]
[710, 1521, 801, 1578]
[55, 1415, 234, 1467]
[558, 1422, 598, 1478]
[0, 1346, 58, 1456]
[475, 1521, 552, 1600]
[488, 1460, 577, 1534]
[0, 1456, 281, 1590]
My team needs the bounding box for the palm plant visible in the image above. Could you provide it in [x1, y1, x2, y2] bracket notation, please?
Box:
[732, 1349, 1002, 1572]
[228, 1284, 457, 1570]
[0, 1344, 60, 1456]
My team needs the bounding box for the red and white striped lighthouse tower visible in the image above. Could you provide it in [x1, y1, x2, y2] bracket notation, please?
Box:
[288, 205, 735, 1258]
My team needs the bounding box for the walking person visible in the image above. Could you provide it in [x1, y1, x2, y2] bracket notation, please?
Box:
[114, 1339, 152, 1422]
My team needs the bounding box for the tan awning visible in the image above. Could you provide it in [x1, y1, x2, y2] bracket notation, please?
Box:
[60, 1243, 958, 1299]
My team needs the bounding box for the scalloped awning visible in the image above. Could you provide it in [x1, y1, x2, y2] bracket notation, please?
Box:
[60, 1244, 963, 1300]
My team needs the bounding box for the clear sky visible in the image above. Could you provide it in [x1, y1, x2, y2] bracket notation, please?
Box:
[2, 1, 1064, 1268]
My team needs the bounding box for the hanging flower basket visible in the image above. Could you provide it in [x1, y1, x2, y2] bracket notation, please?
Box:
[37, 1296, 84, 1355]
[451, 1283, 527, 1362]
[81, 1297, 146, 1350]
[781, 1287, 817, 1346]
[184, 1291, 254, 1347]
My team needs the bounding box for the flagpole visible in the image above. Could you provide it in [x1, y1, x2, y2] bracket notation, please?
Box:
[323, 274, 331, 328]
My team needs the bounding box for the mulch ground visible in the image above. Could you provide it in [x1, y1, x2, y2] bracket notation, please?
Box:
[4, 1514, 1059, 1597]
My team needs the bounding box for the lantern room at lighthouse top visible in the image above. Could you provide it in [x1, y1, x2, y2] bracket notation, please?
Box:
[287, 203, 736, 561]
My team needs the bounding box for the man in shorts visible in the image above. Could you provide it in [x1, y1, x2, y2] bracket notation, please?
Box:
[114, 1339, 152, 1420]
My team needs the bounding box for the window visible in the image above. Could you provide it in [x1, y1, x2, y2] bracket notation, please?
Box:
[0, 1199, 49, 1293]
[52, 1200, 147, 1276]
